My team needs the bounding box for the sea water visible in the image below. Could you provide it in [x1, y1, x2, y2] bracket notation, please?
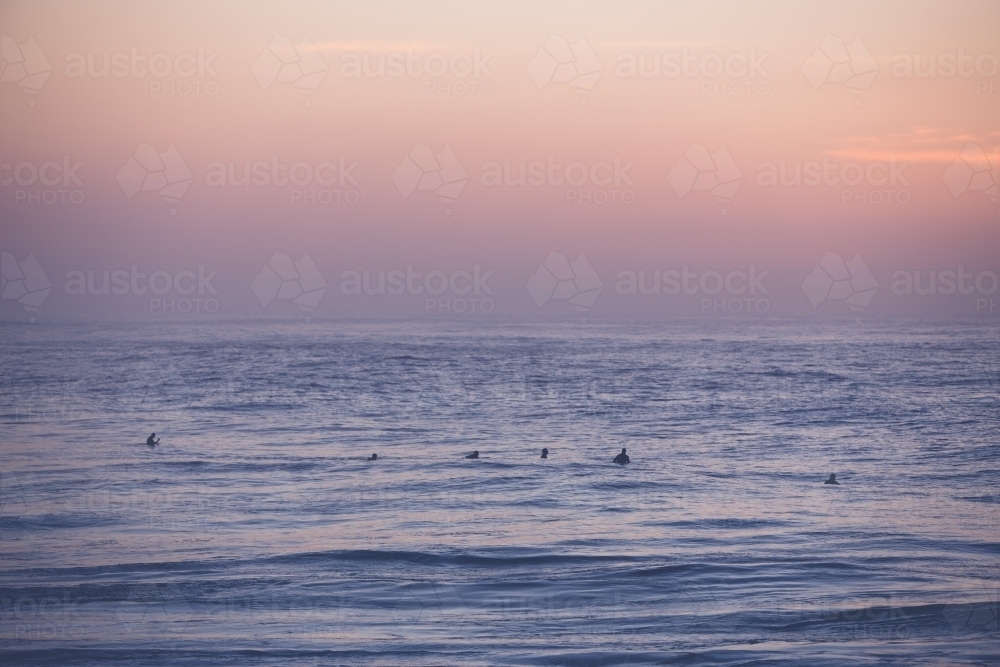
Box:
[1, 319, 997, 665]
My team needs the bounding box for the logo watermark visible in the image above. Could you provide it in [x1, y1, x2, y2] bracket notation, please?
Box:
[340, 48, 494, 96]
[1, 589, 83, 641]
[115, 583, 193, 637]
[527, 35, 602, 102]
[65, 47, 219, 96]
[891, 266, 998, 312]
[0, 471, 42, 514]
[616, 265, 770, 314]
[480, 156, 634, 204]
[616, 47, 769, 97]
[526, 252, 602, 312]
[668, 144, 742, 214]
[340, 265, 494, 314]
[1, 253, 51, 323]
[756, 156, 911, 205]
[1, 157, 84, 204]
[802, 35, 878, 105]
[942, 586, 998, 633]
[392, 143, 468, 214]
[1, 35, 51, 105]
[802, 252, 878, 311]
[251, 35, 326, 103]
[116, 143, 192, 214]
[204, 157, 360, 204]
[891, 49, 998, 95]
[64, 265, 220, 314]
[942, 143, 997, 206]
[251, 252, 327, 312]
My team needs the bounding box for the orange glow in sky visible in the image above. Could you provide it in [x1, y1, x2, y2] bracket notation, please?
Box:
[1, 0, 998, 318]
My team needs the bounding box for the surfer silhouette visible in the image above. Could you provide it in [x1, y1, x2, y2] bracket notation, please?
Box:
[368, 453, 377, 461]
[613, 447, 630, 464]
[146, 433, 159, 446]
[824, 473, 839, 485]
[465, 450, 479, 459]
[541, 448, 548, 459]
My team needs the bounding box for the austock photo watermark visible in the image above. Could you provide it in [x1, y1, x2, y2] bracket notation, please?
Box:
[803, 35, 999, 103]
[0, 466, 334, 536]
[8, 586, 660, 643]
[64, 46, 220, 97]
[531, 35, 771, 102]
[3, 34, 224, 103]
[28, 141, 985, 220]
[670, 144, 992, 211]
[890, 266, 999, 313]
[616, 265, 772, 315]
[205, 156, 361, 205]
[526, 254, 772, 316]
[3, 3, 999, 665]
[480, 156, 636, 205]
[340, 46, 495, 97]
[1, 251, 52, 322]
[802, 252, 999, 314]
[0, 354, 212, 422]
[394, 144, 636, 209]
[1, 156, 85, 205]
[756, 155, 912, 206]
[0, 376, 84, 422]
[521, 253, 996, 316]
[890, 47, 999, 96]
[252, 36, 496, 101]
[6, 31, 997, 108]
[340, 264, 496, 315]
[1, 588, 84, 641]
[616, 45, 770, 97]
[0, 586, 357, 642]
[753, 592, 971, 643]
[613, 38, 998, 102]
[63, 264, 222, 315]
[1, 34, 52, 106]
[116, 145, 362, 211]
[250, 254, 498, 317]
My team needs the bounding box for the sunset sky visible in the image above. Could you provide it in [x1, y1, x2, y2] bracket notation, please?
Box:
[2, 0, 998, 318]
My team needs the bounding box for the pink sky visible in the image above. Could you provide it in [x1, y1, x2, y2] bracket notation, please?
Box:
[1, 0, 998, 319]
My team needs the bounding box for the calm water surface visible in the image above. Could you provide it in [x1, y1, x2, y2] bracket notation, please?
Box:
[1, 319, 997, 665]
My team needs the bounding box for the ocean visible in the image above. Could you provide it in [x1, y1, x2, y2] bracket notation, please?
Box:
[1, 318, 997, 665]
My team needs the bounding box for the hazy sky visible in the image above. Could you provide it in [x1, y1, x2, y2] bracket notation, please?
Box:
[1, 0, 998, 319]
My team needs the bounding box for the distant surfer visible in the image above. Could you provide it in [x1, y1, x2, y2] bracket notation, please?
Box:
[613, 447, 629, 464]
[824, 473, 839, 485]
[540, 448, 548, 459]
[465, 450, 479, 459]
[146, 433, 159, 446]
[368, 453, 377, 461]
